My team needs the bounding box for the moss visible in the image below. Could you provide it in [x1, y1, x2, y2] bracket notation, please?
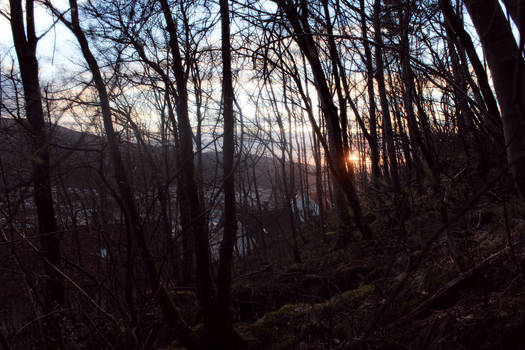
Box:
[330, 284, 374, 310]
[333, 262, 369, 277]
[285, 263, 303, 273]
[423, 263, 457, 293]
[250, 303, 311, 350]
[247, 285, 374, 349]
[478, 230, 506, 255]
[169, 290, 200, 326]
[315, 285, 374, 339]
[252, 303, 311, 330]
[333, 265, 367, 290]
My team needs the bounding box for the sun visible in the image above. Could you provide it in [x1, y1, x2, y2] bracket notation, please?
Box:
[348, 152, 360, 163]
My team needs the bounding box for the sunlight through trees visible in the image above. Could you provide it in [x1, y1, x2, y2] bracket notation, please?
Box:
[0, 0, 523, 348]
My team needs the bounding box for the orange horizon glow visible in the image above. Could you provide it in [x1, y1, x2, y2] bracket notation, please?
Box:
[348, 152, 360, 163]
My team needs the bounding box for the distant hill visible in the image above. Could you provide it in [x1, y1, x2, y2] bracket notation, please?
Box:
[0, 118, 314, 193]
[0, 118, 107, 190]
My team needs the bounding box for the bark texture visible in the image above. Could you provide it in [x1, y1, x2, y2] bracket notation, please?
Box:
[10, 1, 65, 344]
[464, 0, 525, 198]
[63, 1, 200, 348]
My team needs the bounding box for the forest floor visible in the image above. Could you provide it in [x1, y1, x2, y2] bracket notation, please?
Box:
[143, 161, 525, 349]
[226, 165, 525, 349]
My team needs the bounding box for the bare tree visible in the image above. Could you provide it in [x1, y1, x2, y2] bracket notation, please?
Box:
[213, 0, 239, 347]
[9, 0, 65, 345]
[462, 0, 525, 199]
[373, 0, 400, 192]
[46, 0, 201, 347]
[439, 0, 503, 149]
[274, 0, 372, 241]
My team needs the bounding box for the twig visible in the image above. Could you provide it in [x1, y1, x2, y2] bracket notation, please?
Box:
[394, 243, 522, 326]
[356, 166, 507, 349]
[2, 226, 119, 326]
[502, 196, 522, 274]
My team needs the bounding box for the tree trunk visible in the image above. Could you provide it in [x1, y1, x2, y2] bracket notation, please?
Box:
[359, 0, 381, 180]
[464, 0, 525, 199]
[501, 0, 525, 39]
[373, 0, 400, 192]
[214, 0, 238, 347]
[158, 1, 217, 347]
[276, 0, 372, 240]
[440, 0, 504, 142]
[61, 1, 200, 348]
[9, 0, 65, 345]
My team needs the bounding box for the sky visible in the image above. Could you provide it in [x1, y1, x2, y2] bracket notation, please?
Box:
[1, 0, 519, 168]
[0, 0, 78, 81]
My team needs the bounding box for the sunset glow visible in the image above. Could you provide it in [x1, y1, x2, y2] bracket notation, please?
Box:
[348, 152, 360, 163]
[0, 0, 516, 347]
